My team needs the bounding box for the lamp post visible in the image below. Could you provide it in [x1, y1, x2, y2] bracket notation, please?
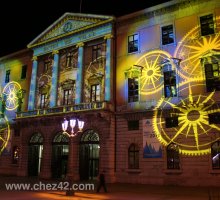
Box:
[61, 117, 85, 196]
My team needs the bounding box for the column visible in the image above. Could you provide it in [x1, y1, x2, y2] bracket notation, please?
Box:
[50, 50, 59, 107]
[28, 56, 38, 111]
[104, 34, 113, 101]
[75, 42, 84, 104]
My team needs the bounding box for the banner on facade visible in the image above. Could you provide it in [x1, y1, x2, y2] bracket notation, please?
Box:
[143, 119, 162, 158]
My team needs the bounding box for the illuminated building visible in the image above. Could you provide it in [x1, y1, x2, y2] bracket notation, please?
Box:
[115, 0, 220, 186]
[0, 13, 116, 181]
[0, 0, 220, 187]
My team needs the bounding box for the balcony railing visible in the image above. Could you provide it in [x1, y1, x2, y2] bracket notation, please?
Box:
[16, 101, 106, 119]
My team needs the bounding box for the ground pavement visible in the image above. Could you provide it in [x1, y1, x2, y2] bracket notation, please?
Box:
[0, 176, 219, 200]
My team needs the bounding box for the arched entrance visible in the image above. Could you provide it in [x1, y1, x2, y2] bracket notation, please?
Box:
[51, 132, 69, 179]
[28, 132, 43, 176]
[79, 130, 100, 180]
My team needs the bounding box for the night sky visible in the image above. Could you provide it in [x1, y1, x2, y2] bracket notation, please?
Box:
[0, 0, 171, 57]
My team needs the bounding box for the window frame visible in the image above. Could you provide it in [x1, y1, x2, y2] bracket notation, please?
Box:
[63, 89, 72, 105]
[167, 143, 180, 170]
[211, 141, 220, 170]
[128, 143, 139, 169]
[40, 93, 47, 108]
[128, 33, 139, 54]
[5, 69, 10, 83]
[164, 70, 177, 98]
[90, 84, 100, 102]
[21, 65, 27, 80]
[128, 77, 139, 103]
[161, 24, 175, 46]
[200, 13, 215, 36]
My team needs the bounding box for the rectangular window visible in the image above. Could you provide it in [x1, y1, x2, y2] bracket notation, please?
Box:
[164, 71, 177, 98]
[5, 70, 10, 83]
[40, 94, 47, 108]
[128, 120, 139, 131]
[205, 63, 220, 92]
[200, 14, 214, 36]
[21, 65, 27, 79]
[90, 84, 100, 102]
[128, 78, 139, 102]
[44, 60, 51, 73]
[128, 34, 139, 53]
[92, 44, 102, 60]
[165, 117, 178, 128]
[63, 89, 72, 105]
[161, 25, 174, 45]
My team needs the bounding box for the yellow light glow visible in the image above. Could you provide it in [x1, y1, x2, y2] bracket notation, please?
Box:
[135, 50, 172, 95]
[0, 114, 10, 155]
[174, 16, 220, 81]
[2, 81, 21, 111]
[153, 82, 220, 156]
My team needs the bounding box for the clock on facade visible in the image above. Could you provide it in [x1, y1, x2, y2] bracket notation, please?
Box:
[63, 22, 73, 33]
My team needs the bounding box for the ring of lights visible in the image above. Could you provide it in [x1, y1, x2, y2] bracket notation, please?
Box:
[135, 50, 173, 95]
[153, 81, 220, 156]
[0, 114, 10, 155]
[174, 16, 220, 81]
[2, 81, 21, 111]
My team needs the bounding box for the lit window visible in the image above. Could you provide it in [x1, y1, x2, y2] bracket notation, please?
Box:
[128, 34, 139, 53]
[128, 143, 139, 169]
[63, 89, 72, 105]
[204, 63, 220, 92]
[5, 70, 10, 83]
[161, 25, 174, 45]
[200, 14, 214, 36]
[211, 141, 220, 169]
[92, 44, 102, 60]
[164, 71, 177, 97]
[128, 78, 139, 102]
[40, 93, 47, 108]
[91, 84, 100, 102]
[167, 143, 180, 169]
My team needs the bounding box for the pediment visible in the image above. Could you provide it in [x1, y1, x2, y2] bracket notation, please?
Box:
[28, 12, 114, 48]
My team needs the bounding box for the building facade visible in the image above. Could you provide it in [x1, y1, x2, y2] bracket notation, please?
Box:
[115, 0, 220, 186]
[0, 0, 220, 187]
[0, 13, 116, 182]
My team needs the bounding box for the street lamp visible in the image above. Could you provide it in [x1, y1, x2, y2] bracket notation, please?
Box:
[62, 118, 85, 137]
[61, 117, 85, 196]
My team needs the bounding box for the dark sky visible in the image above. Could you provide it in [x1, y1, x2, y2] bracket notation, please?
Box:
[0, 0, 171, 57]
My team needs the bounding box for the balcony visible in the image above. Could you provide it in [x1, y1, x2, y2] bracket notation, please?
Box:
[16, 101, 106, 119]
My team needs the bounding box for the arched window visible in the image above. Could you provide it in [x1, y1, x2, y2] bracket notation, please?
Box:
[12, 146, 19, 164]
[211, 141, 220, 169]
[167, 143, 180, 169]
[29, 132, 43, 144]
[128, 143, 139, 169]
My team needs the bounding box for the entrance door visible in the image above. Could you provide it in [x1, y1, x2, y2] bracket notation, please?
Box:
[79, 130, 99, 180]
[51, 132, 69, 179]
[28, 133, 43, 176]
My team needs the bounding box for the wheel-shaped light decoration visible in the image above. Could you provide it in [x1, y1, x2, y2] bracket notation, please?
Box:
[2, 81, 21, 110]
[135, 50, 172, 95]
[153, 81, 220, 156]
[174, 16, 220, 81]
[0, 114, 10, 155]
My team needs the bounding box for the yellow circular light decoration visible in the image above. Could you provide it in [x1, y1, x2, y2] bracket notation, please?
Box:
[174, 16, 220, 81]
[2, 81, 21, 111]
[0, 114, 10, 155]
[153, 82, 220, 156]
[135, 50, 172, 95]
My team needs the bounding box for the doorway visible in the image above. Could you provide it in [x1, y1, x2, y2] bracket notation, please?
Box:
[51, 132, 69, 179]
[28, 133, 43, 176]
[79, 130, 100, 180]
